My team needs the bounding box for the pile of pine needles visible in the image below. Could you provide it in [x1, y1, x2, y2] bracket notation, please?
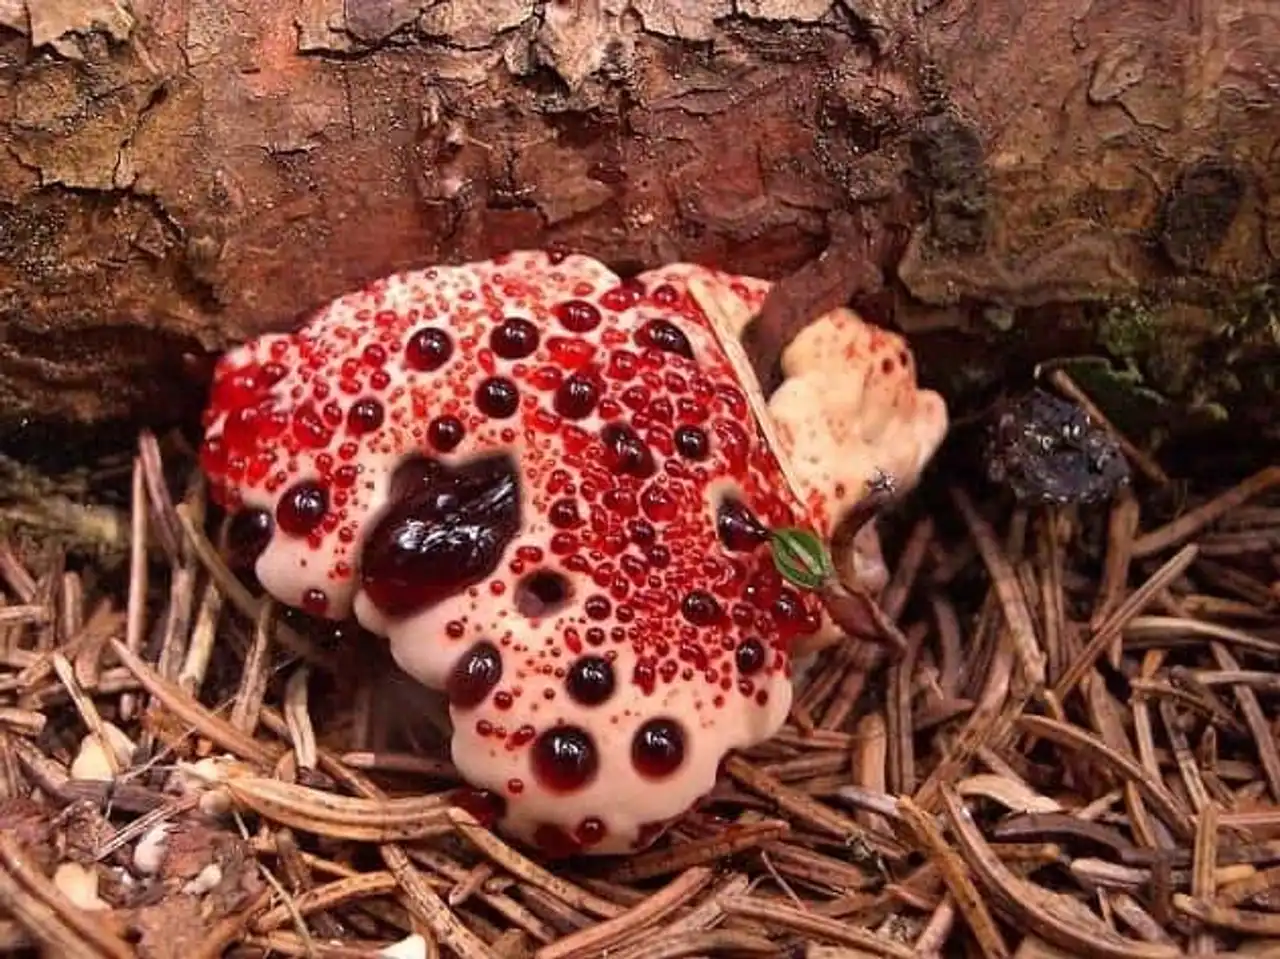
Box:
[1, 412, 1279, 959]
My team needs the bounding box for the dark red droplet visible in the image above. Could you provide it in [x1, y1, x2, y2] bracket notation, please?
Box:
[427, 415, 465, 452]
[636, 318, 693, 359]
[209, 363, 268, 412]
[532, 726, 599, 792]
[601, 423, 656, 478]
[405, 327, 454, 371]
[447, 640, 503, 708]
[347, 397, 384, 435]
[651, 284, 679, 306]
[600, 282, 641, 311]
[576, 817, 607, 846]
[276, 481, 328, 536]
[583, 595, 611, 620]
[450, 788, 507, 828]
[681, 589, 722, 626]
[632, 718, 685, 779]
[735, 638, 766, 675]
[553, 300, 602, 333]
[565, 656, 615, 706]
[226, 509, 273, 568]
[674, 425, 709, 460]
[639, 484, 677, 523]
[490, 316, 540, 359]
[476, 377, 519, 418]
[361, 455, 521, 618]
[548, 498, 581, 528]
[291, 403, 333, 449]
[716, 498, 768, 551]
[554, 373, 601, 420]
[302, 588, 329, 615]
[772, 589, 807, 630]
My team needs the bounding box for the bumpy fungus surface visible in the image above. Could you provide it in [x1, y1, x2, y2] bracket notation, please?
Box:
[199, 251, 946, 855]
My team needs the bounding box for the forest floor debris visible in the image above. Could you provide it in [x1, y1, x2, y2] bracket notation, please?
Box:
[1, 420, 1279, 959]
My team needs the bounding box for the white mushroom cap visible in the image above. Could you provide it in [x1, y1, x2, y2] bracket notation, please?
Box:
[198, 252, 946, 857]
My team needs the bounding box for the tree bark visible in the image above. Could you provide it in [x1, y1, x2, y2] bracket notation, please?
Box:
[0, 1, 1277, 448]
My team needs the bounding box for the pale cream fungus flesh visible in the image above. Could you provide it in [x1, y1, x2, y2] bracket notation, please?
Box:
[199, 251, 947, 856]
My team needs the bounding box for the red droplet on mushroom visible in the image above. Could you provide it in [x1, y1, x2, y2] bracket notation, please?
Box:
[427, 415, 465, 451]
[576, 817, 608, 846]
[680, 589, 722, 626]
[565, 656, 615, 706]
[553, 299, 602, 333]
[276, 481, 328, 536]
[209, 362, 271, 412]
[632, 718, 685, 779]
[475, 377, 519, 418]
[735, 638, 766, 675]
[650, 283, 679, 306]
[405, 327, 453, 371]
[554, 372, 601, 419]
[532, 726, 598, 792]
[548, 498, 581, 529]
[490, 316, 540, 359]
[639, 484, 677, 523]
[600, 423, 656, 478]
[635, 318, 693, 359]
[600, 282, 640, 312]
[291, 403, 333, 449]
[302, 588, 329, 615]
[716, 498, 768, 551]
[673, 424, 709, 460]
[346, 397, 384, 435]
[360, 455, 521, 618]
[448, 641, 504, 708]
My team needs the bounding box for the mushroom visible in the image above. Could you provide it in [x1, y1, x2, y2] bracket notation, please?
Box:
[681, 269, 947, 594]
[198, 251, 946, 856]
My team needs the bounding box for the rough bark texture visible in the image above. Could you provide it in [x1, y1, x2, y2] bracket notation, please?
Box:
[0, 1, 1277, 450]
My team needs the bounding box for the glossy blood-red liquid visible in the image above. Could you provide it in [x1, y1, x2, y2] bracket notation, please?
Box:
[531, 726, 598, 792]
[632, 718, 685, 779]
[276, 481, 329, 537]
[565, 656, 615, 706]
[447, 641, 504, 709]
[716, 498, 768, 551]
[360, 454, 521, 618]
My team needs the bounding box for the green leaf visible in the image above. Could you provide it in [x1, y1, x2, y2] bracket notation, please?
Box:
[769, 528, 833, 591]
